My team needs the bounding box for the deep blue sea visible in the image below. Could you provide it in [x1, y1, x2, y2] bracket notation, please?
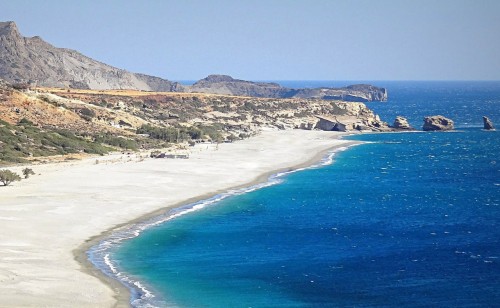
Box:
[89, 81, 500, 307]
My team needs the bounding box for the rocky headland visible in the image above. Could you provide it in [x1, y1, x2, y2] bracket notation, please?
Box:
[422, 115, 454, 131]
[186, 74, 388, 102]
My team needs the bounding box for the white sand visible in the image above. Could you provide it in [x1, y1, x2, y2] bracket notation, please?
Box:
[0, 130, 356, 307]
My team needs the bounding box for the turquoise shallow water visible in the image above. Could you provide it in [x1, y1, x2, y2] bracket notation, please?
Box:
[89, 81, 500, 307]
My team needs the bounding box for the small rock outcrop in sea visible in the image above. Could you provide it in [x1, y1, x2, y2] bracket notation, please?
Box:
[392, 116, 412, 130]
[422, 115, 454, 131]
[483, 116, 495, 130]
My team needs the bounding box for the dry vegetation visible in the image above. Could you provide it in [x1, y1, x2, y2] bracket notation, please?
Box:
[0, 82, 387, 164]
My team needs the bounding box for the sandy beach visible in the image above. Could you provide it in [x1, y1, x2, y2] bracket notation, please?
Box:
[0, 130, 358, 307]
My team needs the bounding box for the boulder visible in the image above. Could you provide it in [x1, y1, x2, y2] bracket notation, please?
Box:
[422, 115, 454, 131]
[483, 116, 495, 130]
[392, 116, 412, 130]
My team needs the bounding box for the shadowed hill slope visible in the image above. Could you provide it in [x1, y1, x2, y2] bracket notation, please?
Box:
[0, 21, 181, 91]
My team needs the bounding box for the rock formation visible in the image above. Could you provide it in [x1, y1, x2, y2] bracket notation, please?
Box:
[422, 115, 454, 131]
[392, 116, 412, 130]
[0, 21, 181, 91]
[187, 75, 388, 102]
[483, 116, 495, 130]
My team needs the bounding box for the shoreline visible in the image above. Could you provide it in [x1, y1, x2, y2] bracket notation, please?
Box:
[0, 130, 360, 307]
[76, 139, 362, 307]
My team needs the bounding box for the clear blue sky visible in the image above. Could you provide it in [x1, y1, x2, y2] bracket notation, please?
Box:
[1, 0, 499, 81]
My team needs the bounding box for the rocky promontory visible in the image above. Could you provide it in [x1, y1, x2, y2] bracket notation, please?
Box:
[483, 116, 495, 130]
[187, 75, 388, 102]
[422, 115, 454, 131]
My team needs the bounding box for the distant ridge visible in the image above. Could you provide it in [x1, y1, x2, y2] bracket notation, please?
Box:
[186, 74, 388, 102]
[0, 21, 387, 101]
[0, 21, 181, 91]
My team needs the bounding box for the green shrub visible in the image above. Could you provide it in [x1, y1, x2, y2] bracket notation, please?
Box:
[18, 118, 34, 126]
[95, 135, 138, 150]
[0, 122, 114, 163]
[22, 168, 35, 179]
[0, 170, 22, 186]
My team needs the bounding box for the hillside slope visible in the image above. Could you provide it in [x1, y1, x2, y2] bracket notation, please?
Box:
[0, 78, 391, 164]
[0, 21, 181, 91]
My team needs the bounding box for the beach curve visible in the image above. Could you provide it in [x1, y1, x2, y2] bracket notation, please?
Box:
[0, 130, 359, 307]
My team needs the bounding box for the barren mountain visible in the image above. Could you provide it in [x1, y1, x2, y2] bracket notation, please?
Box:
[0, 21, 387, 102]
[0, 21, 181, 91]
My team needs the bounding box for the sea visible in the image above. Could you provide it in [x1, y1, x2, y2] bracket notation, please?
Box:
[88, 81, 500, 307]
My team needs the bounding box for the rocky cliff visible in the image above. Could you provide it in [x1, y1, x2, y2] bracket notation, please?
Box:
[0, 21, 181, 91]
[188, 75, 388, 102]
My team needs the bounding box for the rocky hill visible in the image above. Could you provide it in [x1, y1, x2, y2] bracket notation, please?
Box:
[187, 75, 388, 102]
[0, 21, 181, 91]
[187, 75, 291, 98]
[0, 21, 387, 102]
[0, 78, 391, 164]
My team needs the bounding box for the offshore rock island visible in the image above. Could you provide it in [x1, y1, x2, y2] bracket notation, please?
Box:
[422, 115, 455, 131]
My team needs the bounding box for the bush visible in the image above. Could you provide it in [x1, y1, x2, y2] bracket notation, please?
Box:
[79, 107, 96, 121]
[12, 83, 29, 90]
[22, 168, 35, 179]
[18, 118, 34, 126]
[94, 135, 138, 150]
[227, 134, 238, 142]
[0, 170, 22, 186]
[137, 124, 183, 143]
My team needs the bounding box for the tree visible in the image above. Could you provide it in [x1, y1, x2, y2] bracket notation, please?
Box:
[0, 170, 22, 186]
[22, 168, 35, 179]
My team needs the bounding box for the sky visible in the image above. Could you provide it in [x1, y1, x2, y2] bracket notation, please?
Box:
[1, 0, 499, 81]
